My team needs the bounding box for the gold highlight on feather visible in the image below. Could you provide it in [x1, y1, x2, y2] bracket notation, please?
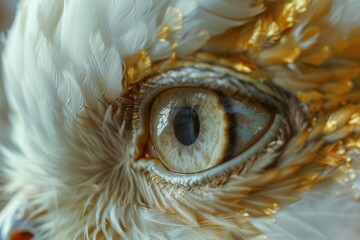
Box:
[201, 0, 360, 114]
[207, 0, 310, 53]
[123, 51, 152, 85]
[158, 25, 171, 41]
[158, 7, 182, 48]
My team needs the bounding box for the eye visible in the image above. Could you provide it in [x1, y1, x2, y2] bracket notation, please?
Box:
[148, 87, 274, 173]
[127, 64, 290, 185]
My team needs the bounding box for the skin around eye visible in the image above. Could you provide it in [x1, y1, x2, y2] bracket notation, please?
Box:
[148, 87, 274, 173]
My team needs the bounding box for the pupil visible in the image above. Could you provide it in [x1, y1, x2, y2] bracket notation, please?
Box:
[173, 107, 200, 146]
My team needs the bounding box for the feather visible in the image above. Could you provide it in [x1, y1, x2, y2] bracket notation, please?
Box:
[251, 180, 360, 240]
[0, 34, 7, 136]
[59, 0, 97, 65]
[327, 0, 360, 27]
[87, 32, 123, 102]
[0, 187, 38, 239]
[97, 0, 169, 45]
[174, 0, 266, 35]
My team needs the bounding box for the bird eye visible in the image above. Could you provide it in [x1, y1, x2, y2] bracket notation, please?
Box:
[147, 87, 274, 173]
[126, 64, 289, 185]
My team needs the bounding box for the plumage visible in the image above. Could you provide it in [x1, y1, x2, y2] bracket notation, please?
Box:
[0, 0, 360, 239]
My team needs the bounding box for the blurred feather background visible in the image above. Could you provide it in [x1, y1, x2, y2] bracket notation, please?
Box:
[0, 0, 17, 209]
[0, 0, 17, 31]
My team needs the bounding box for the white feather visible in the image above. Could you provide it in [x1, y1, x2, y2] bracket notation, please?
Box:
[251, 178, 360, 240]
[327, 0, 360, 28]
[87, 32, 123, 101]
[0, 34, 9, 210]
[59, 0, 97, 65]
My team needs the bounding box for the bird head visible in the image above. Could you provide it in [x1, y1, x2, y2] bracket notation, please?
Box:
[0, 0, 360, 239]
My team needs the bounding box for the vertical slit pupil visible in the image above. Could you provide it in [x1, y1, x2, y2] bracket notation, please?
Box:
[173, 107, 200, 146]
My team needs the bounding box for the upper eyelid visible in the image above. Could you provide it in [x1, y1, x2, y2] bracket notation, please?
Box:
[117, 63, 282, 130]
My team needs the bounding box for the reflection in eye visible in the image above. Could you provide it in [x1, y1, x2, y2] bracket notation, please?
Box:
[147, 87, 274, 173]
